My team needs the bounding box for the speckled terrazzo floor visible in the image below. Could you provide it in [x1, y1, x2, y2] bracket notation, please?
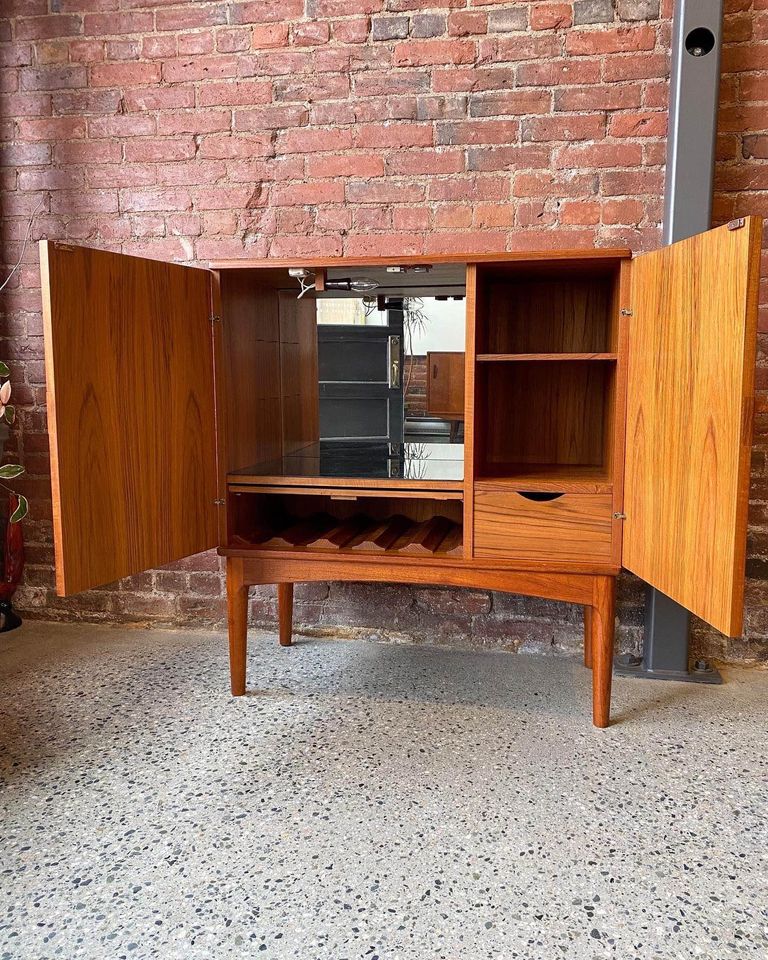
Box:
[1, 623, 767, 960]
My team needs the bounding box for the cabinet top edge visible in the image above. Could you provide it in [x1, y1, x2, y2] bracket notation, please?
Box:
[208, 249, 633, 271]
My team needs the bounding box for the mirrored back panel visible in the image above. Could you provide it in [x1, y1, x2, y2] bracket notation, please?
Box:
[220, 266, 467, 486]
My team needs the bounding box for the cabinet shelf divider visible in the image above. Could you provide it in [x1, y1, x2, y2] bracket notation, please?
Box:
[476, 353, 618, 363]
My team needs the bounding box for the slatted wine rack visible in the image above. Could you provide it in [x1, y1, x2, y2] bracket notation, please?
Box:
[241, 512, 463, 558]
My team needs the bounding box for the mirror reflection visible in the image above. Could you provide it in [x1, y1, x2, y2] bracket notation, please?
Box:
[309, 295, 465, 481]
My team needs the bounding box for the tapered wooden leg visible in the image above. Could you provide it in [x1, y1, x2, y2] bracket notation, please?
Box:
[591, 576, 616, 728]
[227, 559, 248, 696]
[584, 606, 593, 669]
[278, 582, 294, 647]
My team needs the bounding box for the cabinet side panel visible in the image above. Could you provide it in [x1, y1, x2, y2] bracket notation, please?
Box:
[219, 271, 283, 473]
[463, 265, 478, 556]
[608, 260, 631, 567]
[623, 218, 762, 636]
[210, 270, 227, 545]
[278, 291, 320, 456]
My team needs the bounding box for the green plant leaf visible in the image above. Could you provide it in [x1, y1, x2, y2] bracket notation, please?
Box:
[0, 362, 9, 378]
[0, 463, 24, 479]
[4, 405, 15, 425]
[9, 495, 28, 523]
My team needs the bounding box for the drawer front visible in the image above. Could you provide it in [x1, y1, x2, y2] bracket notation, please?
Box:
[474, 489, 613, 563]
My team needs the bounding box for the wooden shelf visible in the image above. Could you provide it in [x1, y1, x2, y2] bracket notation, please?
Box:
[228, 482, 463, 500]
[476, 353, 617, 362]
[476, 464, 612, 494]
[235, 512, 463, 558]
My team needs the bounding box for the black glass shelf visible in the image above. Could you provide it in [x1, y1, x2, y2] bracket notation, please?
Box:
[230, 440, 464, 483]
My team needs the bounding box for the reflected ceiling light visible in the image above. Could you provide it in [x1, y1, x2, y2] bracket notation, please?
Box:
[325, 277, 380, 293]
[385, 264, 433, 274]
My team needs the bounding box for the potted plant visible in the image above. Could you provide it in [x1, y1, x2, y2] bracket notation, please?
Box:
[0, 361, 26, 632]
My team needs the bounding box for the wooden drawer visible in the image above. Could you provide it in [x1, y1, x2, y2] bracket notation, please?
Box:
[474, 488, 613, 563]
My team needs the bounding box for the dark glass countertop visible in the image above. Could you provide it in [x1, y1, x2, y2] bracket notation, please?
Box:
[230, 440, 464, 483]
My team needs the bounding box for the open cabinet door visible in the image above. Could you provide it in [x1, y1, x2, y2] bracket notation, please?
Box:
[623, 218, 762, 636]
[41, 242, 219, 595]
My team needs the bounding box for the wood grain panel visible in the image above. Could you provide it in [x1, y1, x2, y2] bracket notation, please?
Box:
[590, 576, 615, 728]
[244, 492, 462, 524]
[607, 258, 632, 567]
[482, 276, 614, 354]
[278, 291, 319, 456]
[40, 241, 218, 595]
[347, 516, 412, 551]
[228, 483, 462, 499]
[210, 249, 632, 271]
[426, 351, 465, 418]
[227, 557, 248, 695]
[463, 264, 479, 556]
[476, 353, 617, 362]
[480, 360, 614, 468]
[209, 270, 228, 544]
[226, 543, 617, 575]
[475, 464, 611, 493]
[311, 515, 370, 549]
[278, 582, 294, 646]
[229, 471, 463, 493]
[228, 488, 465, 558]
[219, 270, 283, 474]
[623, 218, 762, 637]
[393, 516, 454, 554]
[250, 510, 463, 558]
[237, 555, 598, 605]
[474, 488, 613, 563]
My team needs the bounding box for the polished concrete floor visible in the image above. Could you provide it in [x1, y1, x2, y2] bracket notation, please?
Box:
[0, 621, 766, 960]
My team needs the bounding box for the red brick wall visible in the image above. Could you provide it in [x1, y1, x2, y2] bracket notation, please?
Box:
[405, 354, 427, 417]
[0, 0, 766, 662]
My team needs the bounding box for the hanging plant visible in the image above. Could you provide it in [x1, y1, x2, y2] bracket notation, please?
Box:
[0, 361, 27, 523]
[403, 296, 429, 402]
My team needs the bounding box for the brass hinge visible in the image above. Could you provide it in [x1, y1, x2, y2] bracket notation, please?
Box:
[214, 498, 225, 506]
[210, 314, 222, 324]
[727, 218, 746, 231]
[620, 308, 632, 317]
[613, 512, 626, 520]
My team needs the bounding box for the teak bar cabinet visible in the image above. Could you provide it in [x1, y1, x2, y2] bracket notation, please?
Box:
[39, 218, 762, 727]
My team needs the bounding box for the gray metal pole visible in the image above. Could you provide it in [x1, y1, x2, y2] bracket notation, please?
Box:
[663, 0, 724, 244]
[616, 0, 725, 685]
